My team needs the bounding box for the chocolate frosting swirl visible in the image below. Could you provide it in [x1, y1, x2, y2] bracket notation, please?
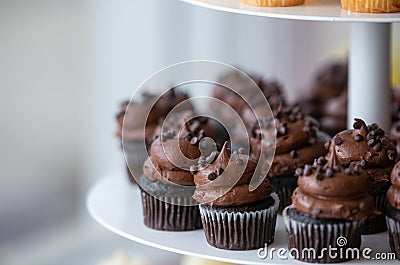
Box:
[328, 118, 397, 168]
[250, 104, 329, 177]
[387, 161, 400, 210]
[122, 89, 193, 142]
[390, 121, 400, 157]
[292, 153, 378, 220]
[146, 120, 211, 186]
[192, 142, 273, 206]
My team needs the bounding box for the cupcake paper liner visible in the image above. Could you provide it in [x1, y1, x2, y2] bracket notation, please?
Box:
[363, 191, 388, 234]
[341, 0, 400, 13]
[283, 207, 365, 263]
[140, 190, 202, 231]
[241, 0, 305, 7]
[270, 175, 298, 213]
[386, 215, 400, 260]
[199, 193, 279, 250]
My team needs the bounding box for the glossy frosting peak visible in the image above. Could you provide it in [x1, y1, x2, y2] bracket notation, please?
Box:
[193, 142, 273, 206]
[292, 152, 378, 220]
[328, 118, 397, 168]
[251, 104, 329, 177]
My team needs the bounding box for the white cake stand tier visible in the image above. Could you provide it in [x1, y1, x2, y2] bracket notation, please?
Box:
[87, 172, 397, 265]
[182, 0, 400, 131]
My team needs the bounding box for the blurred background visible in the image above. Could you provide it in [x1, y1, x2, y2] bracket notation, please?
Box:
[0, 0, 399, 264]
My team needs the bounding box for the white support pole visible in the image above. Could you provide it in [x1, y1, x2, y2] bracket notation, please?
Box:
[348, 23, 391, 131]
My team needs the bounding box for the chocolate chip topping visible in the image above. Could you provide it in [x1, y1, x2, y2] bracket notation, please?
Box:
[207, 172, 217, 181]
[334, 137, 343, 145]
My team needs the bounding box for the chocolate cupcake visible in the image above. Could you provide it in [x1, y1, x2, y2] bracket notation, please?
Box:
[386, 161, 400, 259]
[250, 104, 330, 212]
[390, 121, 400, 157]
[320, 90, 347, 136]
[284, 153, 378, 263]
[140, 120, 207, 231]
[210, 70, 285, 148]
[192, 142, 279, 250]
[121, 89, 193, 184]
[298, 60, 347, 125]
[327, 118, 397, 234]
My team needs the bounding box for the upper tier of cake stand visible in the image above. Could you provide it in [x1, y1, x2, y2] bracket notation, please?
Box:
[181, 0, 400, 22]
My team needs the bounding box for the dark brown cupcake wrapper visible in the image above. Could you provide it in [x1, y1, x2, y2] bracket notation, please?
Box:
[362, 192, 388, 234]
[140, 190, 202, 231]
[283, 207, 365, 263]
[199, 193, 279, 250]
[386, 216, 400, 260]
[124, 140, 148, 184]
[270, 175, 297, 213]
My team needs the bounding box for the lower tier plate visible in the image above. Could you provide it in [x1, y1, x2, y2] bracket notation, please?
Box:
[87, 171, 397, 264]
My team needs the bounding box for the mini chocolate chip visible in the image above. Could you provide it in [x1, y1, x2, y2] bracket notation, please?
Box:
[290, 150, 298, 158]
[278, 126, 287, 136]
[381, 137, 390, 146]
[295, 168, 304, 176]
[343, 162, 350, 168]
[304, 165, 313, 176]
[190, 137, 198, 145]
[238, 148, 246, 155]
[334, 137, 343, 145]
[344, 168, 353, 175]
[325, 168, 334, 177]
[216, 167, 224, 175]
[317, 156, 326, 165]
[373, 143, 381, 152]
[198, 129, 205, 138]
[366, 133, 374, 141]
[324, 141, 331, 150]
[376, 128, 384, 135]
[353, 120, 363, 129]
[369, 123, 379, 130]
[333, 165, 340, 172]
[360, 160, 368, 168]
[316, 173, 324, 181]
[207, 172, 217, 181]
[367, 139, 375, 147]
[189, 165, 198, 174]
[355, 134, 363, 142]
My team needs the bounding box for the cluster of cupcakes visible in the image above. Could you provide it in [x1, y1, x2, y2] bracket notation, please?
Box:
[115, 67, 400, 262]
